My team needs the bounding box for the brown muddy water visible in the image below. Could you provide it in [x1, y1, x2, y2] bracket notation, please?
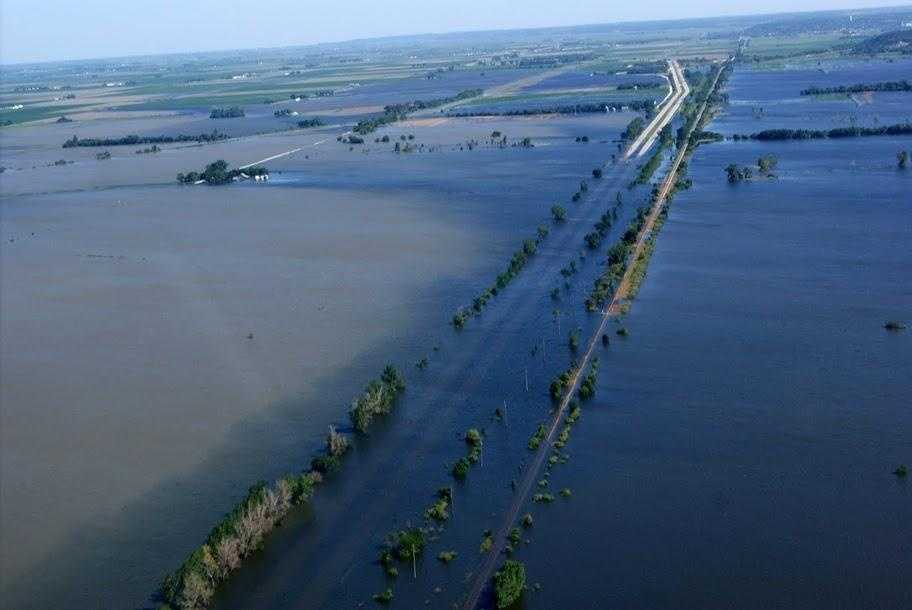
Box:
[0, 111, 631, 608]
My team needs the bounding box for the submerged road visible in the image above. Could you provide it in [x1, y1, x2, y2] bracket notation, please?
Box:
[459, 58, 726, 610]
[238, 139, 327, 170]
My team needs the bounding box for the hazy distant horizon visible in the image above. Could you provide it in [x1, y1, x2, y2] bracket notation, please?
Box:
[1, 0, 909, 65]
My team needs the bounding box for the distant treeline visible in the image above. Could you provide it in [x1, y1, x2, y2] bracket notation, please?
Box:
[353, 89, 482, 134]
[446, 99, 655, 118]
[800, 80, 911, 96]
[62, 131, 228, 148]
[209, 106, 245, 119]
[735, 123, 912, 141]
[624, 61, 666, 74]
[617, 82, 659, 90]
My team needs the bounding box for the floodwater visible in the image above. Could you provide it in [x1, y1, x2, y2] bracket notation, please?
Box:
[0, 108, 634, 608]
[217, 59, 910, 610]
[510, 64, 912, 609]
[2, 55, 908, 610]
[720, 57, 912, 134]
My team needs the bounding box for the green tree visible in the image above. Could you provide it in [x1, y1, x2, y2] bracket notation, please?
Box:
[494, 560, 526, 608]
[757, 155, 778, 174]
[551, 204, 567, 223]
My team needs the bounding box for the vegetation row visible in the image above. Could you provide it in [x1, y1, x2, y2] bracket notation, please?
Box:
[161, 364, 403, 609]
[736, 123, 912, 141]
[446, 99, 655, 118]
[800, 80, 911, 96]
[353, 89, 482, 135]
[62, 131, 228, 148]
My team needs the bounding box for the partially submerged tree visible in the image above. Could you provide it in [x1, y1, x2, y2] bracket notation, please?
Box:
[551, 204, 567, 223]
[494, 560, 526, 609]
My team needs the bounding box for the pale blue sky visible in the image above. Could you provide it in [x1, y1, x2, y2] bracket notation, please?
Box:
[0, 0, 906, 64]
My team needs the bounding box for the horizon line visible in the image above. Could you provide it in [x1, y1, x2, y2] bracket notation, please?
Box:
[2, 2, 910, 67]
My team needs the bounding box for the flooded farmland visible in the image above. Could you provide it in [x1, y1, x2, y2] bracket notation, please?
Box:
[2, 9, 911, 610]
[1, 104, 634, 608]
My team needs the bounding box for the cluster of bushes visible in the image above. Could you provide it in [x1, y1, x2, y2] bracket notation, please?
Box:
[209, 106, 245, 119]
[585, 207, 649, 311]
[425, 487, 452, 521]
[733, 123, 912, 141]
[446, 99, 655, 118]
[549, 363, 579, 401]
[800, 80, 911, 96]
[578, 359, 599, 400]
[95, 151, 111, 160]
[135, 144, 161, 154]
[176, 160, 267, 185]
[353, 89, 482, 135]
[528, 423, 548, 450]
[494, 560, 526, 609]
[726, 153, 779, 184]
[310, 426, 351, 474]
[297, 118, 324, 128]
[899, 150, 910, 169]
[453, 428, 484, 478]
[757, 155, 778, 175]
[568, 328, 581, 352]
[377, 526, 426, 588]
[161, 473, 319, 609]
[583, 193, 622, 251]
[560, 260, 578, 278]
[725, 163, 753, 183]
[453, 231, 547, 329]
[349, 365, 406, 433]
[62, 131, 228, 148]
[274, 109, 292, 117]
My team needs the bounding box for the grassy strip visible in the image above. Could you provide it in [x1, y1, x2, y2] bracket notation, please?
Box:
[630, 124, 674, 188]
